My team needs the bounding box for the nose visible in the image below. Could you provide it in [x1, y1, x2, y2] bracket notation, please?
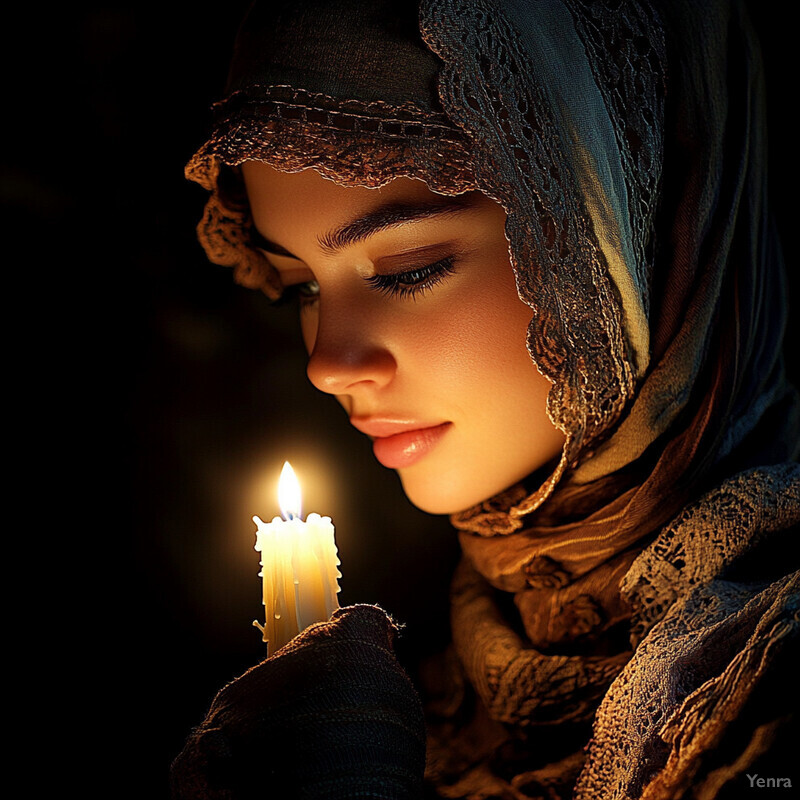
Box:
[305, 306, 397, 396]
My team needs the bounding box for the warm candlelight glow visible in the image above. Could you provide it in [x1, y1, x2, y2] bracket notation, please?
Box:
[278, 461, 302, 519]
[253, 462, 341, 655]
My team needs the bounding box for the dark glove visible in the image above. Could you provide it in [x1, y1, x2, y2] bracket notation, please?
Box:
[171, 604, 426, 799]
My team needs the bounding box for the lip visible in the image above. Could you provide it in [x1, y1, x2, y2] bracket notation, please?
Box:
[350, 417, 452, 469]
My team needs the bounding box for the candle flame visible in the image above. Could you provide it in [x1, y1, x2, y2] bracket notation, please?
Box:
[278, 461, 302, 520]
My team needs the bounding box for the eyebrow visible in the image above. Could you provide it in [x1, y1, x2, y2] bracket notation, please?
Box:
[318, 199, 473, 254]
[251, 197, 475, 259]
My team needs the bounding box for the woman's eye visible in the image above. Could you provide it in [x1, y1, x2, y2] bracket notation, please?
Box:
[273, 280, 320, 308]
[366, 257, 457, 299]
[297, 280, 320, 302]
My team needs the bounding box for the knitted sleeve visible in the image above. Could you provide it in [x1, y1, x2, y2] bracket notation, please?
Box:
[170, 605, 426, 799]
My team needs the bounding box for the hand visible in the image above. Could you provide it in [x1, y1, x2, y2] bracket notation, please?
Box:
[171, 604, 426, 799]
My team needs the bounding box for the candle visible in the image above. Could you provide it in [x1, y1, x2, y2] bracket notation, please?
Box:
[252, 461, 341, 655]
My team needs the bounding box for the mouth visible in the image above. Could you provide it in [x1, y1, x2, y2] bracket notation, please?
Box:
[350, 417, 452, 469]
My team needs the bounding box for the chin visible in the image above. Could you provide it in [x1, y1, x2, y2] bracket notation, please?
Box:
[398, 472, 491, 516]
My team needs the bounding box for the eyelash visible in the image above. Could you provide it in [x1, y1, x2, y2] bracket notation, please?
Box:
[277, 256, 457, 307]
[366, 256, 457, 299]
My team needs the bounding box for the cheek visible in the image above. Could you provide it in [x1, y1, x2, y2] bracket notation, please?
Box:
[408, 264, 533, 387]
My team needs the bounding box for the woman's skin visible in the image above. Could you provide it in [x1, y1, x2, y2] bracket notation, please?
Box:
[242, 162, 565, 514]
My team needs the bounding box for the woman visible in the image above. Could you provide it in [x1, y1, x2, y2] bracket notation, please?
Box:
[173, 0, 799, 797]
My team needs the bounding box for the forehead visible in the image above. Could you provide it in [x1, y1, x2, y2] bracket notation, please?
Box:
[241, 161, 474, 239]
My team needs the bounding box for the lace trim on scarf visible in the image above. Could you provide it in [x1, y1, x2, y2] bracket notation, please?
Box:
[576, 464, 800, 799]
[185, 85, 475, 298]
[422, 0, 666, 535]
[562, 0, 666, 330]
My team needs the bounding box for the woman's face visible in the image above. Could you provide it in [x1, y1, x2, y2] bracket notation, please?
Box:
[242, 163, 565, 514]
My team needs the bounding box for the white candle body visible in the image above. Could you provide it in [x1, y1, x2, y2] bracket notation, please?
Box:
[253, 512, 340, 655]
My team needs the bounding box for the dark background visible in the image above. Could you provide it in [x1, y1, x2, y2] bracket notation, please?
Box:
[5, 3, 794, 797]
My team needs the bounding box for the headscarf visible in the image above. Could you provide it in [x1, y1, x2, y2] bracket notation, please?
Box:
[186, 1, 800, 796]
